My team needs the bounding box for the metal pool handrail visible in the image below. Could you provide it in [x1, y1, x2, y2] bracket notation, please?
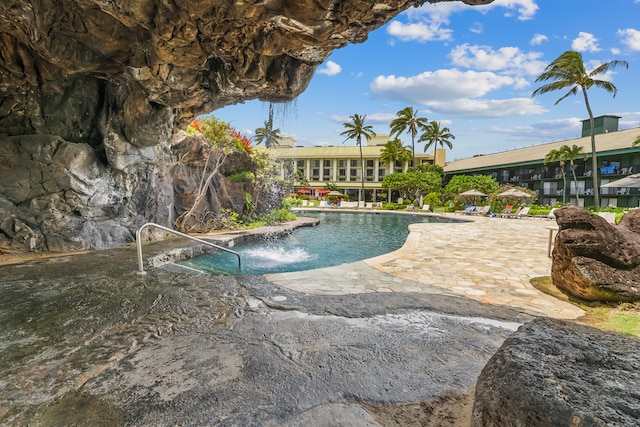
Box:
[136, 222, 241, 275]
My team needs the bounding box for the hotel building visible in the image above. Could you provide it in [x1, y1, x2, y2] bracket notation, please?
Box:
[443, 116, 640, 208]
[271, 134, 446, 202]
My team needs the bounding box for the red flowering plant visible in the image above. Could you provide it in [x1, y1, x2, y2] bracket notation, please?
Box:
[232, 129, 253, 153]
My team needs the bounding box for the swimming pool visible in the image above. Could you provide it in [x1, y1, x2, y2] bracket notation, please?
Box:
[177, 211, 458, 275]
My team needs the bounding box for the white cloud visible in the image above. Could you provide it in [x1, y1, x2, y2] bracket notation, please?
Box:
[617, 28, 640, 50]
[425, 98, 545, 118]
[329, 113, 396, 124]
[572, 32, 601, 52]
[531, 33, 548, 46]
[386, 20, 452, 42]
[370, 68, 546, 118]
[449, 44, 546, 76]
[389, 0, 538, 43]
[611, 48, 621, 55]
[469, 23, 483, 34]
[318, 61, 342, 76]
[409, 0, 538, 22]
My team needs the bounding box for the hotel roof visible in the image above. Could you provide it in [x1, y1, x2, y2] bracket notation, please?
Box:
[271, 145, 434, 159]
[444, 127, 640, 173]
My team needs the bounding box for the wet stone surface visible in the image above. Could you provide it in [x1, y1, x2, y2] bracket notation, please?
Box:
[0, 241, 529, 426]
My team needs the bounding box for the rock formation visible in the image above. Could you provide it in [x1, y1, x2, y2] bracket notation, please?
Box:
[472, 317, 640, 427]
[0, 0, 492, 253]
[552, 206, 640, 302]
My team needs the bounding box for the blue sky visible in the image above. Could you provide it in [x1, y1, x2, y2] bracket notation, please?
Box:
[214, 0, 640, 161]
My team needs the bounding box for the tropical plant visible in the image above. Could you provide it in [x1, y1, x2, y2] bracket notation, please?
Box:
[254, 120, 281, 149]
[178, 116, 242, 232]
[561, 144, 587, 205]
[389, 107, 429, 167]
[340, 114, 376, 203]
[419, 120, 455, 156]
[411, 163, 444, 176]
[379, 138, 412, 168]
[381, 171, 442, 202]
[532, 50, 628, 208]
[443, 175, 500, 198]
[633, 135, 640, 147]
[544, 148, 567, 204]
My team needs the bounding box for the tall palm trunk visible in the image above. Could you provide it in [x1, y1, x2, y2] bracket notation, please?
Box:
[358, 136, 364, 203]
[410, 133, 415, 168]
[582, 86, 599, 208]
[560, 168, 567, 204]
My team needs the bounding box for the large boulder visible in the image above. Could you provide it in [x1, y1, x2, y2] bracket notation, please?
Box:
[0, 0, 493, 252]
[472, 317, 640, 427]
[551, 206, 640, 302]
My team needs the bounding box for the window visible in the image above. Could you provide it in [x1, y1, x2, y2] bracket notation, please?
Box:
[351, 159, 358, 167]
[378, 169, 385, 178]
[338, 160, 347, 167]
[323, 169, 330, 176]
[339, 169, 346, 177]
[350, 169, 357, 176]
[297, 160, 304, 168]
[323, 160, 331, 167]
[312, 160, 320, 167]
[366, 169, 374, 177]
[366, 160, 374, 168]
[543, 181, 558, 195]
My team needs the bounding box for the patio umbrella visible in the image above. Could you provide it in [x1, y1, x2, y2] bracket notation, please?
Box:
[498, 188, 532, 198]
[601, 173, 640, 188]
[327, 190, 343, 196]
[458, 189, 487, 197]
[316, 189, 331, 195]
[296, 189, 310, 194]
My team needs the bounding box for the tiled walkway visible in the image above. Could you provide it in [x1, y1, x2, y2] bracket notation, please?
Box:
[266, 214, 584, 319]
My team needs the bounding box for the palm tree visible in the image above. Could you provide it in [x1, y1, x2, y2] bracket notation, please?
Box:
[544, 148, 567, 204]
[389, 107, 429, 167]
[419, 120, 455, 157]
[633, 135, 640, 147]
[379, 138, 412, 202]
[561, 144, 588, 205]
[254, 104, 281, 148]
[532, 50, 628, 208]
[379, 138, 412, 169]
[340, 114, 376, 203]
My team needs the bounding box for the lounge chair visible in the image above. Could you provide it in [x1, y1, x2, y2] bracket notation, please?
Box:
[503, 206, 530, 219]
[499, 205, 514, 217]
[471, 205, 491, 216]
[421, 204, 430, 211]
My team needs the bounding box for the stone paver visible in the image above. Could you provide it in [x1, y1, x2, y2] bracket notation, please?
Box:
[266, 214, 584, 319]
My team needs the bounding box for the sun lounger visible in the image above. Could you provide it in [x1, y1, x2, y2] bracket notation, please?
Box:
[470, 205, 491, 216]
[503, 206, 530, 219]
[339, 201, 358, 208]
[421, 204, 430, 211]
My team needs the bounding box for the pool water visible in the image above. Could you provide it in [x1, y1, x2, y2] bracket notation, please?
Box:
[178, 211, 456, 275]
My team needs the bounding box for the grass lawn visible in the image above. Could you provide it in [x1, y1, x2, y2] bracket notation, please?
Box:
[531, 277, 640, 337]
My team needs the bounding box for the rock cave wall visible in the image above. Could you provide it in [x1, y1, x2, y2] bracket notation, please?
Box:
[0, 0, 492, 252]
